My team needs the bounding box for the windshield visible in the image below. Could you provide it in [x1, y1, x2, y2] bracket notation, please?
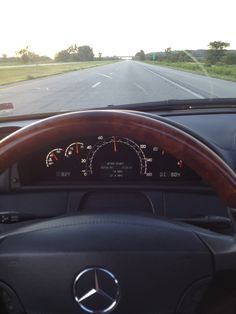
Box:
[1, 0, 236, 117]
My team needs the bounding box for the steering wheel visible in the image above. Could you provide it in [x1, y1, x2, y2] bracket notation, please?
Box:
[0, 110, 236, 314]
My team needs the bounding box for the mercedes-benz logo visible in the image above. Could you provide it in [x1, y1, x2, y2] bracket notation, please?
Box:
[73, 267, 120, 313]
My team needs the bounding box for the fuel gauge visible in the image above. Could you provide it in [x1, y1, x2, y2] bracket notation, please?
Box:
[46, 148, 64, 167]
[177, 160, 184, 168]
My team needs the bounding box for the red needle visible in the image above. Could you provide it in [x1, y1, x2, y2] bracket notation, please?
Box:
[76, 143, 79, 155]
[52, 153, 58, 161]
[113, 137, 117, 153]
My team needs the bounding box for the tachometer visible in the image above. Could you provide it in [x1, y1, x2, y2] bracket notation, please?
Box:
[86, 137, 148, 179]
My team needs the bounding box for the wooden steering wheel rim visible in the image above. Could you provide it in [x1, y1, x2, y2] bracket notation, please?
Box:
[0, 110, 236, 208]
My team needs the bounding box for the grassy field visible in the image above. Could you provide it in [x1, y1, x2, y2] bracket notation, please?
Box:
[0, 61, 117, 86]
[145, 61, 236, 82]
[0, 61, 23, 66]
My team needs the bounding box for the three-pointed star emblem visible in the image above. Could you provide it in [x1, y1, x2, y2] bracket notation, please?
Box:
[73, 268, 120, 313]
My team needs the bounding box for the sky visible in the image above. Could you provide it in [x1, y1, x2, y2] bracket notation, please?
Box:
[1, 0, 236, 58]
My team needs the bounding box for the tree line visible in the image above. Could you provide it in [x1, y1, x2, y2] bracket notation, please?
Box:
[15, 46, 52, 64]
[134, 41, 236, 65]
[55, 45, 94, 62]
[0, 45, 120, 64]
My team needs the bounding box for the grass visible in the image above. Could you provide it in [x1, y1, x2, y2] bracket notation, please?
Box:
[144, 60, 236, 82]
[0, 61, 118, 86]
[0, 61, 23, 66]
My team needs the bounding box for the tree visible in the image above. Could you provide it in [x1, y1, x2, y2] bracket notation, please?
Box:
[98, 52, 102, 61]
[140, 50, 145, 61]
[16, 47, 52, 64]
[135, 50, 145, 61]
[55, 50, 71, 62]
[16, 46, 34, 64]
[67, 44, 78, 54]
[209, 41, 230, 50]
[55, 45, 94, 62]
[67, 44, 80, 61]
[55, 45, 77, 62]
[164, 47, 173, 61]
[77, 46, 94, 61]
[206, 41, 230, 65]
[165, 47, 172, 53]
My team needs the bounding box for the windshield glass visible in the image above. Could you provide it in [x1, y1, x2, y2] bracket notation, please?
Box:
[1, 0, 236, 117]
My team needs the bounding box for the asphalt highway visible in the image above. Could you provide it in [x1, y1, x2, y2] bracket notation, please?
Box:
[1, 60, 236, 116]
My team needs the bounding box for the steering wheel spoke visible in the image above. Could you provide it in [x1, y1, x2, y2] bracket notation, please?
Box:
[0, 214, 214, 314]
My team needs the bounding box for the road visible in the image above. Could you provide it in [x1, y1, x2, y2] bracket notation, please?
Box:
[1, 61, 236, 116]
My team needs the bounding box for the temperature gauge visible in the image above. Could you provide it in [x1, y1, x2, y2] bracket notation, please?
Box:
[65, 142, 85, 159]
[65, 142, 87, 176]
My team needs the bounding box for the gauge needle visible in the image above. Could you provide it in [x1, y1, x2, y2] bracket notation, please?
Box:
[52, 153, 58, 161]
[113, 137, 117, 153]
[76, 143, 79, 155]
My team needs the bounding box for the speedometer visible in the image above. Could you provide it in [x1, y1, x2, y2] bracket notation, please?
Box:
[87, 137, 148, 179]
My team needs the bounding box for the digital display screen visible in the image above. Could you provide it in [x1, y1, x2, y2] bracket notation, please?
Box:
[18, 135, 202, 185]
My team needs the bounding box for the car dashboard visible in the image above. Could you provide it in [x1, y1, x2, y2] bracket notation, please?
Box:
[17, 134, 201, 186]
[0, 108, 235, 233]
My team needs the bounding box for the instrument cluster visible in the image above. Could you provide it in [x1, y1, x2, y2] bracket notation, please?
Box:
[18, 135, 202, 185]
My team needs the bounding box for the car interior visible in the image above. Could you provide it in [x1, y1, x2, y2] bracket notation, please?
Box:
[1, 0, 236, 312]
[0, 99, 236, 314]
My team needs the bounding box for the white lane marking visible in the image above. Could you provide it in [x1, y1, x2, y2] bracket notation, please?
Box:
[34, 87, 49, 91]
[92, 81, 101, 88]
[146, 69, 204, 99]
[109, 72, 113, 75]
[97, 73, 112, 79]
[134, 83, 146, 92]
